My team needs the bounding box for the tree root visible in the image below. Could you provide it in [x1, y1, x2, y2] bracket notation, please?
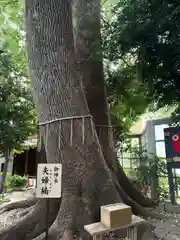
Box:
[33, 195, 91, 240]
[0, 197, 37, 215]
[33, 228, 75, 240]
[116, 159, 156, 207]
[0, 198, 61, 240]
[33, 196, 158, 240]
[95, 126, 156, 208]
[137, 221, 158, 240]
[32, 198, 61, 238]
[18, 205, 35, 218]
[33, 172, 122, 240]
[0, 173, 160, 240]
[112, 172, 161, 219]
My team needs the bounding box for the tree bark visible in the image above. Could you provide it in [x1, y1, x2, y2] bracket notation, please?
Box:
[0, 197, 36, 215]
[0, 1, 156, 239]
[72, 0, 154, 207]
[72, 0, 117, 173]
[22, 0, 120, 239]
[0, 199, 61, 240]
[0, 150, 10, 194]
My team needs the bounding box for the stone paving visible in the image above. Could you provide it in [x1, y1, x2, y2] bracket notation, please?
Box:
[148, 203, 180, 240]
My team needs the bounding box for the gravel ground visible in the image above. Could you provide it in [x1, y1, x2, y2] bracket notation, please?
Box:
[0, 204, 180, 239]
[149, 210, 180, 240]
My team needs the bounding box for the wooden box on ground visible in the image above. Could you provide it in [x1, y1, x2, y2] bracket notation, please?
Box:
[100, 203, 132, 228]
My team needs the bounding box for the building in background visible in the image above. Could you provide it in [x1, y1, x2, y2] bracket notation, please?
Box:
[0, 135, 38, 178]
[119, 117, 172, 168]
[0, 108, 175, 178]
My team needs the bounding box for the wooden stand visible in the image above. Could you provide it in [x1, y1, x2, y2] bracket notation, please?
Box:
[84, 215, 145, 240]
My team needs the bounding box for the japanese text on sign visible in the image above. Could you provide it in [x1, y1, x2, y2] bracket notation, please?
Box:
[36, 164, 62, 198]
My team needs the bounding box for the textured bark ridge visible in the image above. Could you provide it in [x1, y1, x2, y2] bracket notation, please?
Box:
[0, 0, 157, 239]
[72, 0, 154, 209]
[3, 0, 120, 239]
[0, 197, 36, 215]
[0, 198, 60, 240]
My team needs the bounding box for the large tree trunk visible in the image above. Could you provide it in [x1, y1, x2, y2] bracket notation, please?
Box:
[72, 0, 117, 173]
[0, 1, 157, 239]
[72, 0, 154, 207]
[11, 0, 120, 239]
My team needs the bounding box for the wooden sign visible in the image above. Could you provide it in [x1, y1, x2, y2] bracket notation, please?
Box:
[36, 163, 62, 198]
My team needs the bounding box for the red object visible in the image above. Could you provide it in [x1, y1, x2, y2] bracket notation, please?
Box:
[26, 174, 30, 188]
[172, 133, 180, 152]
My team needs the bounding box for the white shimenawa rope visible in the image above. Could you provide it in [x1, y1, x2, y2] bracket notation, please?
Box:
[96, 125, 113, 128]
[39, 115, 93, 147]
[38, 132, 42, 151]
[58, 122, 61, 149]
[45, 124, 49, 150]
[38, 115, 92, 126]
[38, 116, 113, 150]
[70, 119, 73, 146]
[90, 118, 95, 141]
[82, 117, 85, 144]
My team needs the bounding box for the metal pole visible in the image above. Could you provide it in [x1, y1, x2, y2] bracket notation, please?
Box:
[45, 199, 49, 240]
[174, 169, 178, 196]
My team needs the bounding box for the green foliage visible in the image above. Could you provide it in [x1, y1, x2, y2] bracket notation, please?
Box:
[133, 152, 169, 201]
[102, 5, 152, 140]
[0, 47, 36, 153]
[0, 0, 150, 143]
[0, 1, 36, 155]
[104, 0, 180, 122]
[0, 0, 27, 74]
[0, 195, 10, 203]
[0, 0, 152, 145]
[13, 143, 37, 154]
[105, 65, 150, 140]
[0, 172, 26, 191]
[10, 174, 26, 188]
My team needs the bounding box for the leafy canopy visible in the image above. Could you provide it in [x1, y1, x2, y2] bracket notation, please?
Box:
[105, 64, 150, 140]
[104, 0, 180, 121]
[0, 0, 152, 142]
[0, 0, 36, 153]
[0, 46, 35, 152]
[0, 0, 27, 75]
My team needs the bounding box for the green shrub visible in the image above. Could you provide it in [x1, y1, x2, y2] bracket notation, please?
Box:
[10, 174, 26, 188]
[134, 153, 170, 201]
